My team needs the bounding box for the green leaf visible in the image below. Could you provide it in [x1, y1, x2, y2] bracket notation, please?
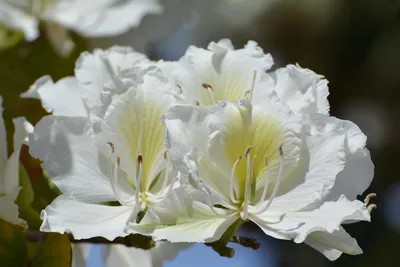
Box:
[0, 24, 23, 51]
[30, 233, 71, 267]
[0, 219, 28, 266]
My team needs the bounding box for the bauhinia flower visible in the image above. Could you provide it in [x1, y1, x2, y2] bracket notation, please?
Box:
[29, 65, 179, 240]
[0, 0, 162, 56]
[0, 95, 33, 225]
[127, 42, 375, 260]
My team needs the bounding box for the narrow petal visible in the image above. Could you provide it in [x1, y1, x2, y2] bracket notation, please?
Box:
[40, 195, 134, 240]
[305, 227, 363, 261]
[3, 117, 33, 193]
[29, 116, 116, 203]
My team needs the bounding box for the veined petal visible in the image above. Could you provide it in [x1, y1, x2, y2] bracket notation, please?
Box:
[175, 39, 274, 105]
[270, 114, 346, 211]
[252, 195, 370, 245]
[21, 76, 88, 117]
[127, 188, 237, 243]
[75, 46, 149, 110]
[29, 116, 116, 203]
[40, 195, 134, 240]
[305, 227, 363, 261]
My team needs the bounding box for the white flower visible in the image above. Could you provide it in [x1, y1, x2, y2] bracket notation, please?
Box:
[29, 64, 178, 240]
[0, 95, 33, 225]
[0, 0, 162, 56]
[127, 41, 374, 260]
[22, 46, 149, 117]
[102, 242, 190, 267]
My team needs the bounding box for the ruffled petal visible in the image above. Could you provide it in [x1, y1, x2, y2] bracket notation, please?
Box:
[252, 195, 370, 249]
[21, 76, 88, 117]
[29, 116, 116, 203]
[40, 195, 133, 240]
[75, 46, 149, 110]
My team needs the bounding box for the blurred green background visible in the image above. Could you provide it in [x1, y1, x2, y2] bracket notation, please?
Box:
[1, 0, 399, 266]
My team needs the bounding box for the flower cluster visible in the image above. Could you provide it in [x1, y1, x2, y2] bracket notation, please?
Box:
[25, 39, 375, 261]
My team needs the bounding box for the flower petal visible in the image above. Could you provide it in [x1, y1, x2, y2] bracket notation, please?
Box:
[252, 195, 370, 248]
[176, 39, 274, 105]
[21, 76, 88, 117]
[329, 119, 374, 201]
[127, 188, 237, 243]
[0, 189, 20, 225]
[40, 195, 133, 240]
[305, 227, 363, 261]
[75, 46, 149, 110]
[258, 64, 329, 116]
[29, 116, 116, 203]
[71, 244, 92, 267]
[271, 114, 346, 211]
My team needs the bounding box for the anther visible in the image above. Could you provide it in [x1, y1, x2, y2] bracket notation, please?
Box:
[164, 150, 168, 160]
[194, 101, 200, 106]
[107, 141, 115, 153]
[279, 145, 283, 156]
[176, 84, 183, 94]
[264, 154, 268, 166]
[367, 204, 377, 213]
[116, 156, 120, 166]
[137, 154, 143, 165]
[364, 193, 377, 205]
[202, 83, 213, 91]
[245, 146, 253, 157]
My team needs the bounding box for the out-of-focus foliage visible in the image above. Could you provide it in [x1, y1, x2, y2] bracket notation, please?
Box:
[0, 24, 23, 51]
[0, 219, 28, 266]
[29, 233, 72, 267]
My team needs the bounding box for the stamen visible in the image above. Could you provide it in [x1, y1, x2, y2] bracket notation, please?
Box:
[364, 193, 377, 206]
[229, 155, 242, 204]
[367, 204, 377, 213]
[241, 147, 253, 220]
[163, 150, 168, 160]
[257, 155, 270, 205]
[101, 56, 116, 77]
[135, 154, 143, 211]
[254, 151, 284, 215]
[194, 101, 200, 106]
[202, 83, 217, 105]
[176, 84, 183, 94]
[107, 141, 115, 153]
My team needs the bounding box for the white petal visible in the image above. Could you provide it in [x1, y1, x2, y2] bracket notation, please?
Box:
[176, 39, 274, 105]
[29, 116, 116, 203]
[47, 0, 162, 37]
[252, 195, 370, 245]
[259, 64, 330, 116]
[0, 189, 20, 225]
[3, 117, 33, 193]
[0, 96, 7, 176]
[71, 244, 92, 267]
[127, 188, 237, 243]
[40, 195, 133, 240]
[75, 46, 149, 110]
[271, 114, 346, 211]
[305, 227, 363, 261]
[21, 76, 88, 117]
[102, 242, 189, 267]
[0, 2, 39, 41]
[329, 119, 374, 201]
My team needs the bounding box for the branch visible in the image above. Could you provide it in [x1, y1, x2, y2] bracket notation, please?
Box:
[25, 229, 260, 253]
